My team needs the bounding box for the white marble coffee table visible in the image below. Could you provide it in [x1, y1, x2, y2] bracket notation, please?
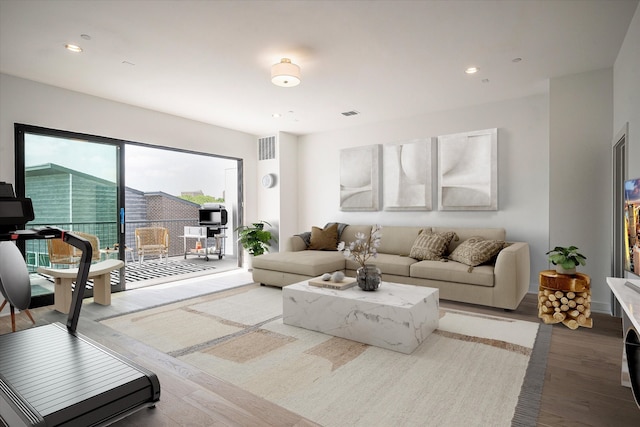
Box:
[282, 280, 439, 354]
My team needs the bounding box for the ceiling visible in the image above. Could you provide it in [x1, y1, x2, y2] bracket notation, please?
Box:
[1, 0, 638, 137]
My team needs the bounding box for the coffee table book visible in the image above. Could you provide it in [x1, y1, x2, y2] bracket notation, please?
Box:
[308, 276, 357, 290]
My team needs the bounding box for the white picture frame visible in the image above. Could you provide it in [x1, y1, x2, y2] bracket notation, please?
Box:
[383, 138, 433, 211]
[437, 128, 498, 211]
[340, 145, 381, 211]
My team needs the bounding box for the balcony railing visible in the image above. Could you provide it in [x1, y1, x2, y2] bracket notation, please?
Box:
[25, 218, 213, 272]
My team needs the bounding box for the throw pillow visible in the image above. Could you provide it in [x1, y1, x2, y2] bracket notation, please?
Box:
[296, 231, 312, 247]
[308, 223, 339, 250]
[409, 230, 458, 261]
[448, 236, 505, 268]
[324, 222, 349, 241]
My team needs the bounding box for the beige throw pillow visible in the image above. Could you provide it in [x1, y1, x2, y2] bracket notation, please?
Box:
[409, 230, 458, 261]
[308, 223, 339, 251]
[448, 236, 505, 267]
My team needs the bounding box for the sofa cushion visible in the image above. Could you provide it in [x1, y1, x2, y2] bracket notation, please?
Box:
[410, 260, 495, 287]
[409, 230, 458, 261]
[252, 250, 346, 276]
[448, 236, 505, 267]
[345, 253, 418, 276]
[377, 226, 426, 256]
[308, 223, 338, 250]
[339, 225, 376, 246]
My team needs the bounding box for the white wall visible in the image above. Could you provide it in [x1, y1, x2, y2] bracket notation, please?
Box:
[278, 132, 298, 249]
[615, 4, 640, 281]
[296, 94, 550, 295]
[549, 68, 614, 313]
[0, 73, 258, 230]
[256, 136, 279, 252]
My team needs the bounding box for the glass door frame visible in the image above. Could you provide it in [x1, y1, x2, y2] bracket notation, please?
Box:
[15, 123, 244, 307]
[14, 123, 126, 305]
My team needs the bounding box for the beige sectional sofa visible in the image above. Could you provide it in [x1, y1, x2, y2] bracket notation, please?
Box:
[252, 225, 530, 310]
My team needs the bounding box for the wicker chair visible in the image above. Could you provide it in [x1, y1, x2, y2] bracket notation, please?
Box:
[135, 227, 169, 265]
[46, 232, 101, 267]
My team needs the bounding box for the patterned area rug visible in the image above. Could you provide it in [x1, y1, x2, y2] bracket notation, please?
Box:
[38, 259, 217, 286]
[122, 259, 216, 283]
[100, 285, 550, 427]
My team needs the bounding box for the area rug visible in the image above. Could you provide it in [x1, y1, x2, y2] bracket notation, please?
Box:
[122, 259, 216, 283]
[100, 285, 550, 427]
[38, 258, 218, 286]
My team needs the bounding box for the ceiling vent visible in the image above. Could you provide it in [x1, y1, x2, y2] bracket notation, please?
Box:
[341, 110, 360, 117]
[258, 136, 276, 160]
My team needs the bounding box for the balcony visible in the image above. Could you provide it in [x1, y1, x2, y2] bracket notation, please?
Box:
[25, 219, 238, 300]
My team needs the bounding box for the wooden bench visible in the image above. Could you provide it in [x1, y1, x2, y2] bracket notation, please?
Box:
[37, 259, 124, 314]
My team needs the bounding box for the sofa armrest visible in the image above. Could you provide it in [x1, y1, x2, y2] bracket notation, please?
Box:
[285, 235, 308, 252]
[493, 242, 531, 310]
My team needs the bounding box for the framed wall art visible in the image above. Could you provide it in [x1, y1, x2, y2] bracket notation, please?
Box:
[437, 128, 497, 211]
[340, 145, 381, 211]
[383, 138, 433, 211]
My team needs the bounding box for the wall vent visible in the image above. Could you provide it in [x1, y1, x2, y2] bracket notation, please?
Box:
[258, 136, 276, 160]
[341, 110, 360, 117]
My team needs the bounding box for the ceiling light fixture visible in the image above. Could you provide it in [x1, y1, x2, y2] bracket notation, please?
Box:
[465, 67, 479, 74]
[271, 58, 301, 87]
[65, 44, 83, 53]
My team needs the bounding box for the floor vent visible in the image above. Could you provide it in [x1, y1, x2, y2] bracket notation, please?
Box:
[258, 136, 276, 160]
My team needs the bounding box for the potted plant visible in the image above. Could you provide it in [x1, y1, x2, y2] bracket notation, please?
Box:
[546, 245, 586, 275]
[236, 220, 275, 257]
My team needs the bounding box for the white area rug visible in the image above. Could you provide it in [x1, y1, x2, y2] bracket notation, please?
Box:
[101, 284, 548, 427]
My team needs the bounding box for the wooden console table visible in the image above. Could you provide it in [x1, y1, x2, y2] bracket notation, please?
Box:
[538, 270, 592, 329]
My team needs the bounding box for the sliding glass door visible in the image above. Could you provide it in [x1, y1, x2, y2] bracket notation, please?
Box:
[15, 124, 243, 308]
[15, 124, 124, 306]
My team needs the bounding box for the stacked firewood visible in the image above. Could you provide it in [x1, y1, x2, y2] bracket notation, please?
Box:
[538, 288, 592, 329]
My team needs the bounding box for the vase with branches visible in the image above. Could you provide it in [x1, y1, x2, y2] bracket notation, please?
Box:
[338, 224, 383, 290]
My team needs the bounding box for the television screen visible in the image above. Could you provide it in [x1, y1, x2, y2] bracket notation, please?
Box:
[625, 178, 640, 274]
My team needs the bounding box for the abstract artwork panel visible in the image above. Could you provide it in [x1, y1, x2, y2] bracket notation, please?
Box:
[340, 145, 381, 211]
[383, 138, 433, 210]
[437, 128, 497, 211]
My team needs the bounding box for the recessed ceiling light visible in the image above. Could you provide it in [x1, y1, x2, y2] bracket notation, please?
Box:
[65, 44, 82, 53]
[465, 67, 479, 74]
[80, 34, 91, 40]
[512, 57, 522, 63]
[272, 113, 282, 118]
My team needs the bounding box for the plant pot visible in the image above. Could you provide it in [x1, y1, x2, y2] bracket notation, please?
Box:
[555, 265, 576, 275]
[245, 254, 254, 271]
[356, 265, 381, 291]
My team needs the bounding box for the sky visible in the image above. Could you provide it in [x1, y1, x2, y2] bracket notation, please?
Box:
[25, 134, 236, 199]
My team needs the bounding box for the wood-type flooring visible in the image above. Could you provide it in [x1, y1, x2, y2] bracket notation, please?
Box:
[1, 273, 639, 426]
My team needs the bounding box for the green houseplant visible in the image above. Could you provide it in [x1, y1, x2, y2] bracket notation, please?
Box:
[236, 220, 275, 256]
[546, 245, 586, 275]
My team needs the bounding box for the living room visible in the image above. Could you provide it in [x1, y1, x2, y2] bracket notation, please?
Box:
[1, 1, 640, 425]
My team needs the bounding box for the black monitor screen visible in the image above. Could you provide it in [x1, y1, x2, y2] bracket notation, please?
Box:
[0, 198, 34, 228]
[0, 200, 25, 217]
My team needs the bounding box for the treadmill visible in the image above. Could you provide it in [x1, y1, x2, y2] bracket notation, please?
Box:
[0, 183, 160, 426]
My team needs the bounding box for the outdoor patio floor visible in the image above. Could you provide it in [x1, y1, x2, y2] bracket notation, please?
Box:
[22, 254, 241, 305]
